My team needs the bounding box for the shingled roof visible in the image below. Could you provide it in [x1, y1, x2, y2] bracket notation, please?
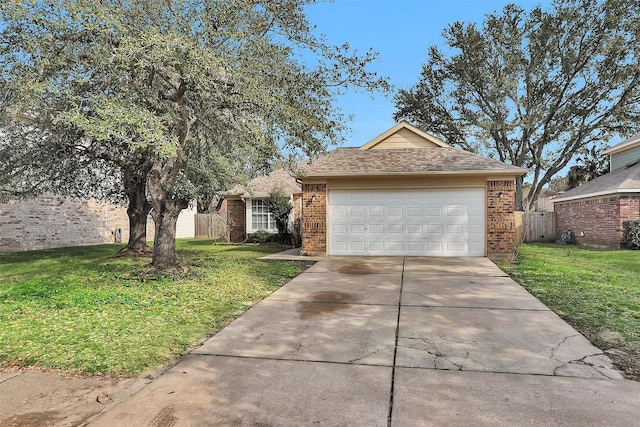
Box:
[226, 168, 301, 198]
[299, 147, 527, 178]
[553, 161, 640, 203]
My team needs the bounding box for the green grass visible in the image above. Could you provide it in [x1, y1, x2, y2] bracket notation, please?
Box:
[501, 243, 640, 351]
[0, 240, 303, 377]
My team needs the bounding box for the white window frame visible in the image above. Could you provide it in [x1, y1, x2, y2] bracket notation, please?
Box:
[247, 198, 278, 233]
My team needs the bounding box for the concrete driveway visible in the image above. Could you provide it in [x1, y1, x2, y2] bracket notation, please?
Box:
[91, 257, 640, 426]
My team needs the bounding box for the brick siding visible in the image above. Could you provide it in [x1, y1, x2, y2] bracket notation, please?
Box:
[1, 195, 197, 253]
[225, 199, 246, 242]
[620, 196, 640, 224]
[555, 195, 640, 248]
[0, 195, 129, 252]
[301, 183, 327, 255]
[486, 180, 517, 261]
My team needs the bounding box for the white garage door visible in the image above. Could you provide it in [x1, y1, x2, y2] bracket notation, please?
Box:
[328, 189, 485, 256]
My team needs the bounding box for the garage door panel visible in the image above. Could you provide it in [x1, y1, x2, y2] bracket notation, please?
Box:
[369, 241, 384, 251]
[446, 206, 464, 217]
[447, 224, 463, 234]
[331, 191, 351, 204]
[387, 192, 404, 202]
[468, 241, 485, 252]
[350, 224, 365, 234]
[332, 241, 347, 251]
[406, 224, 422, 235]
[333, 224, 347, 234]
[328, 189, 485, 256]
[388, 224, 403, 234]
[406, 192, 423, 201]
[369, 224, 384, 234]
[332, 207, 347, 218]
[350, 207, 365, 217]
[426, 223, 442, 233]
[406, 242, 423, 252]
[350, 241, 365, 251]
[468, 206, 484, 216]
[426, 242, 444, 252]
[447, 241, 464, 252]
[388, 241, 404, 252]
[350, 192, 367, 202]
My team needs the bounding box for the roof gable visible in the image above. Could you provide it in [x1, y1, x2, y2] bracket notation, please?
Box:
[359, 121, 450, 150]
[299, 122, 526, 178]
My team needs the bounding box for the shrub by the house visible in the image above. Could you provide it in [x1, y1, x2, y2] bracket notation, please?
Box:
[623, 220, 640, 249]
[265, 187, 293, 243]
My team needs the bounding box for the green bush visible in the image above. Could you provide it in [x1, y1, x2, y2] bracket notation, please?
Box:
[251, 230, 274, 243]
[265, 187, 293, 243]
[622, 220, 640, 249]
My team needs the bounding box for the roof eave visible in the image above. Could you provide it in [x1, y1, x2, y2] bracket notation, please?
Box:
[553, 188, 640, 203]
[604, 137, 640, 155]
[223, 194, 243, 200]
[300, 169, 527, 179]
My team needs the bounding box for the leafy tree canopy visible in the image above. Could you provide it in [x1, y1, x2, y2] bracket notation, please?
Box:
[0, 0, 390, 267]
[566, 145, 610, 190]
[394, 0, 640, 210]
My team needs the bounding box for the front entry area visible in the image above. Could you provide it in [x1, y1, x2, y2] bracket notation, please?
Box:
[327, 188, 485, 256]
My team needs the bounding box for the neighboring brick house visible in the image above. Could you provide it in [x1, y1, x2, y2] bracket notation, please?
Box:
[553, 133, 640, 248]
[297, 122, 527, 261]
[223, 169, 303, 242]
[0, 194, 196, 253]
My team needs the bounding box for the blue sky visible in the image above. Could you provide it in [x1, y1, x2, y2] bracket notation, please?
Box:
[305, 0, 552, 148]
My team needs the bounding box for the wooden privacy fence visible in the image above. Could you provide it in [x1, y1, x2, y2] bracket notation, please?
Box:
[515, 211, 556, 243]
[195, 213, 230, 241]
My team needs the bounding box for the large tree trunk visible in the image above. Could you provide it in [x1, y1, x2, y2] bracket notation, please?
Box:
[120, 163, 153, 254]
[150, 199, 184, 268]
[147, 155, 188, 269]
[125, 184, 152, 253]
[148, 86, 191, 269]
[515, 175, 524, 211]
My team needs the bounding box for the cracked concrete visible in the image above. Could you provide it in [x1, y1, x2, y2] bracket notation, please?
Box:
[88, 256, 638, 426]
[553, 353, 623, 379]
[549, 333, 623, 379]
[395, 302, 623, 378]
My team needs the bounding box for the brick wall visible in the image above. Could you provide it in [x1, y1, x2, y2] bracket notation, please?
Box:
[301, 183, 327, 255]
[620, 195, 640, 223]
[1, 195, 197, 253]
[225, 199, 246, 242]
[486, 180, 516, 261]
[0, 195, 129, 252]
[555, 195, 640, 248]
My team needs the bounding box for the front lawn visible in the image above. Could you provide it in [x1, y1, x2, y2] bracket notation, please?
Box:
[501, 243, 640, 379]
[0, 240, 303, 377]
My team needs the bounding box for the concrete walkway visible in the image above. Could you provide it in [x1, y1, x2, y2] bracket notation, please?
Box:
[91, 257, 640, 426]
